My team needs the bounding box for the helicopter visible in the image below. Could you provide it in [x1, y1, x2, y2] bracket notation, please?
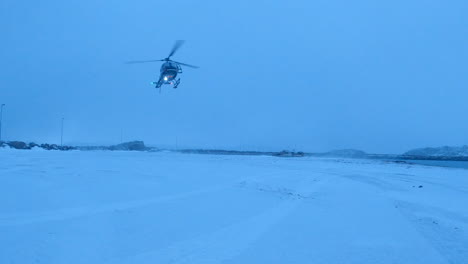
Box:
[126, 40, 199, 91]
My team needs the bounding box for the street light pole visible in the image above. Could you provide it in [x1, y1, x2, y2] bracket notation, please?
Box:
[0, 104, 5, 142]
[60, 117, 64, 146]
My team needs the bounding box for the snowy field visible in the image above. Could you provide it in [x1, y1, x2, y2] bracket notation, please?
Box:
[1, 149, 467, 264]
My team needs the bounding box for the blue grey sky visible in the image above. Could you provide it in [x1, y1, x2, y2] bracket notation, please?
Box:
[1, 0, 467, 153]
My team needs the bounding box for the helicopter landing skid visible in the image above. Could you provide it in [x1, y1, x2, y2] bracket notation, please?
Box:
[173, 78, 180, 89]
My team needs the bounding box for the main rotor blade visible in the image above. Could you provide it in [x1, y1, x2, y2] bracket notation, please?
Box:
[172, 60, 200, 69]
[125, 59, 164, 64]
[167, 40, 185, 58]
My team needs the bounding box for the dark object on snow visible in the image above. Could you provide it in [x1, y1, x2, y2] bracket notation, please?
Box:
[40, 143, 59, 150]
[418, 185, 423, 188]
[1, 141, 74, 151]
[28, 142, 39, 149]
[39, 143, 74, 150]
[59, 145, 75, 151]
[274, 150, 305, 157]
[110, 141, 147, 151]
[7, 141, 29, 149]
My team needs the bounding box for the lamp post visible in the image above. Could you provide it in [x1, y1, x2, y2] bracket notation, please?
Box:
[0, 104, 5, 142]
[60, 117, 64, 146]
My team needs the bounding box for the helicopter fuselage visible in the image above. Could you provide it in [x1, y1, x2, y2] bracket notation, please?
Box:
[160, 61, 182, 84]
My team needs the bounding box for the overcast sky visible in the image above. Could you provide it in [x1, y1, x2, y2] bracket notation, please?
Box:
[1, 0, 467, 153]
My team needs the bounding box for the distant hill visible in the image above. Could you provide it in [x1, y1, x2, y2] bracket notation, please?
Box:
[403, 146, 468, 157]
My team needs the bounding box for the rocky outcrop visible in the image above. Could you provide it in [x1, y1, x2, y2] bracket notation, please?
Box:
[109, 141, 147, 151]
[0, 141, 75, 150]
[7, 141, 29, 149]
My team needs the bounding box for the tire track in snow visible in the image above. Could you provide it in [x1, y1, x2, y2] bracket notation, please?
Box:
[339, 169, 466, 264]
[107, 176, 333, 264]
[109, 199, 301, 264]
[395, 201, 468, 264]
[0, 185, 228, 227]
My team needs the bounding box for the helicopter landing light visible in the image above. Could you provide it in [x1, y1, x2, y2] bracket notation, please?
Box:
[164, 76, 168, 81]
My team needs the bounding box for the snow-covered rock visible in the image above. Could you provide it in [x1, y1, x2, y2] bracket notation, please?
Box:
[109, 141, 147, 151]
[6, 141, 29, 149]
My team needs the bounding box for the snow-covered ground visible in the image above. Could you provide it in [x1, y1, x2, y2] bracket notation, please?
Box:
[1, 149, 467, 264]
